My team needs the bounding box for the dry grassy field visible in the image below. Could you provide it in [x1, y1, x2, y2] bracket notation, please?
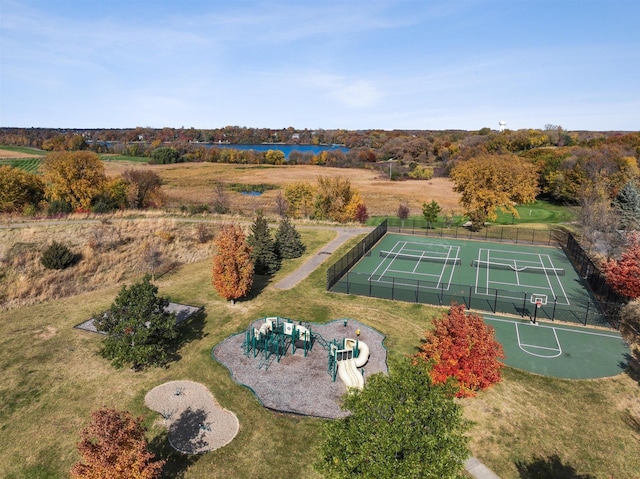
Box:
[103, 161, 462, 217]
[0, 149, 42, 158]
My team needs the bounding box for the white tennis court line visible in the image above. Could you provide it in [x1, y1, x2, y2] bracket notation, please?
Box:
[370, 241, 460, 290]
[475, 248, 570, 305]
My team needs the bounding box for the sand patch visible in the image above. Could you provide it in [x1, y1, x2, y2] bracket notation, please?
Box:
[145, 380, 239, 454]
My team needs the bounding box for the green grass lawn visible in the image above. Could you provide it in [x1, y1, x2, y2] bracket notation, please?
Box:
[0, 225, 637, 479]
[369, 199, 576, 227]
[99, 154, 150, 163]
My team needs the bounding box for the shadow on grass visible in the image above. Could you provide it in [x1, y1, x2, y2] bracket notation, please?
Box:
[148, 431, 199, 479]
[243, 273, 272, 302]
[165, 309, 208, 364]
[516, 454, 595, 479]
[623, 350, 640, 387]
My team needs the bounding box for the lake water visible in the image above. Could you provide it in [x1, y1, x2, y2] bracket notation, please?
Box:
[202, 143, 349, 159]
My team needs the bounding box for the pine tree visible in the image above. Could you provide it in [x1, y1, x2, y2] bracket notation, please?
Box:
[212, 224, 254, 303]
[613, 180, 640, 230]
[247, 212, 280, 275]
[274, 216, 306, 259]
[414, 303, 505, 397]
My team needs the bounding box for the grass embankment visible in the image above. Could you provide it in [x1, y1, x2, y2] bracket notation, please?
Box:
[369, 199, 576, 227]
[1, 222, 638, 478]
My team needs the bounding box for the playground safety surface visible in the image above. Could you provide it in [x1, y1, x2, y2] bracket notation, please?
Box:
[213, 318, 389, 419]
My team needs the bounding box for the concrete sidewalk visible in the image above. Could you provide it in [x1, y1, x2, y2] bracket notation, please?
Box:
[274, 227, 364, 290]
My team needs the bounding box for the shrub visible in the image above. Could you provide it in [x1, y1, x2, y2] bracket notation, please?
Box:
[41, 241, 77, 270]
[47, 199, 73, 216]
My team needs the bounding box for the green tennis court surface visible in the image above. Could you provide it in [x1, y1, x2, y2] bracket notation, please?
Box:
[484, 316, 628, 379]
[332, 233, 606, 327]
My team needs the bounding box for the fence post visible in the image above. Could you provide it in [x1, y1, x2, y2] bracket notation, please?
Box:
[493, 289, 498, 313]
[415, 280, 419, 303]
[552, 297, 557, 321]
[346, 273, 350, 294]
[468, 286, 473, 310]
[501, 227, 504, 242]
[368, 278, 372, 297]
[391, 277, 395, 300]
[521, 293, 527, 317]
[515, 228, 519, 244]
[531, 229, 535, 244]
[584, 302, 590, 326]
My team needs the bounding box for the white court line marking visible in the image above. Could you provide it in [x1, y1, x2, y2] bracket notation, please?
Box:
[369, 241, 407, 281]
[485, 316, 622, 339]
[515, 322, 562, 358]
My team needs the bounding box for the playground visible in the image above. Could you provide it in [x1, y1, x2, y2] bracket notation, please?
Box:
[213, 318, 388, 419]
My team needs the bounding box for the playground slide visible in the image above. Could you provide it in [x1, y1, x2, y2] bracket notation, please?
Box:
[337, 339, 370, 390]
[337, 358, 364, 390]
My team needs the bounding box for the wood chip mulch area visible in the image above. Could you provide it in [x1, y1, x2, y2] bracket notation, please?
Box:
[213, 319, 388, 419]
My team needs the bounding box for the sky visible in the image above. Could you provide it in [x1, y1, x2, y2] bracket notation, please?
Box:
[1, 0, 639, 131]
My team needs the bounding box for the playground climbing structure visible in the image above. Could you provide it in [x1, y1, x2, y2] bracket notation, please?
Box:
[242, 317, 370, 390]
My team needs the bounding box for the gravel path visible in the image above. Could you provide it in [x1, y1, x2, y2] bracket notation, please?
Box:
[213, 318, 388, 418]
[145, 380, 239, 454]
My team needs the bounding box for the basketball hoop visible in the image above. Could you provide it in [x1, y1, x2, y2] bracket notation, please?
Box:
[530, 294, 547, 325]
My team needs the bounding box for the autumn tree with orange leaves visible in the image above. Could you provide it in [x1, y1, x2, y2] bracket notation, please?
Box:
[603, 232, 640, 299]
[212, 224, 254, 303]
[414, 303, 505, 398]
[71, 407, 164, 479]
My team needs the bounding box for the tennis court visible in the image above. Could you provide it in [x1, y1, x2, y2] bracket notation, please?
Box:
[331, 233, 606, 327]
[484, 316, 628, 378]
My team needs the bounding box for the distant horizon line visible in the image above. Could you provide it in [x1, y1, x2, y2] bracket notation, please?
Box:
[2, 125, 638, 133]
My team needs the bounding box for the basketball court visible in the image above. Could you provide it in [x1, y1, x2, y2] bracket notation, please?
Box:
[484, 316, 628, 379]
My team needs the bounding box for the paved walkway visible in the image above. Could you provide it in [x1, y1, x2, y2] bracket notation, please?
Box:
[274, 225, 502, 479]
[274, 226, 365, 290]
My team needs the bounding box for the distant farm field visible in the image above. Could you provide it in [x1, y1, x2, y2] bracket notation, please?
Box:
[103, 161, 462, 217]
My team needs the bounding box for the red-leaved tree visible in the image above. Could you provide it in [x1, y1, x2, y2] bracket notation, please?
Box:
[414, 303, 505, 398]
[71, 407, 164, 479]
[603, 233, 640, 299]
[212, 224, 254, 303]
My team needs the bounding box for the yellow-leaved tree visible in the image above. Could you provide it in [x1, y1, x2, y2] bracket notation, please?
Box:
[284, 181, 316, 218]
[450, 154, 539, 230]
[0, 165, 45, 213]
[42, 151, 106, 210]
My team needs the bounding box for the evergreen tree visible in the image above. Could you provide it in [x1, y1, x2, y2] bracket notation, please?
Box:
[274, 216, 306, 259]
[95, 275, 178, 370]
[248, 211, 280, 275]
[613, 180, 640, 229]
[316, 359, 470, 479]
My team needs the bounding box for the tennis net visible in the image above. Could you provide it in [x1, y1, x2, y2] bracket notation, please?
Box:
[471, 259, 565, 276]
[380, 250, 461, 265]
